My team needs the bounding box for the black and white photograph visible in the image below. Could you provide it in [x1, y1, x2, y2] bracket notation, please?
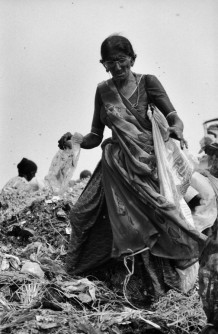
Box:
[0, 1, 218, 333]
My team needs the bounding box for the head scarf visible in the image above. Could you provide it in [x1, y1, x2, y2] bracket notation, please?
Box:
[17, 158, 37, 175]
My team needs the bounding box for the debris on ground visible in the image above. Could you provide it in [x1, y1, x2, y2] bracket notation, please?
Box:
[0, 178, 207, 334]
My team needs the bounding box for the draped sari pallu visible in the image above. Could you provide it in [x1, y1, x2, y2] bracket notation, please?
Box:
[98, 79, 206, 266]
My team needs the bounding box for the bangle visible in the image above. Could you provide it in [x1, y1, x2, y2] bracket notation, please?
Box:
[166, 111, 177, 119]
[91, 132, 103, 138]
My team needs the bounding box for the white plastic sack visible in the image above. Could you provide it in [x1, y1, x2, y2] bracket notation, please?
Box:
[148, 107, 198, 293]
[148, 108, 193, 205]
[21, 261, 44, 278]
[44, 136, 80, 194]
[176, 262, 199, 294]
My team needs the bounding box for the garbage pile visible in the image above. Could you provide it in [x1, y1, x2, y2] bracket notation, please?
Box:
[0, 179, 207, 334]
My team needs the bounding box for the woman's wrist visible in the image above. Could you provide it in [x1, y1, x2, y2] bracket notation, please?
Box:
[167, 112, 184, 131]
[81, 132, 103, 149]
[166, 111, 177, 120]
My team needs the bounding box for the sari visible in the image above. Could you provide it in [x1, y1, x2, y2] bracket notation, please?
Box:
[66, 74, 207, 298]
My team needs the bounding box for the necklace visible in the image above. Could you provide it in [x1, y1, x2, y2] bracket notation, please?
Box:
[114, 73, 140, 108]
[131, 74, 140, 108]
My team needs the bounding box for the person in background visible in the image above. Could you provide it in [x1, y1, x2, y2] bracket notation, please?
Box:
[2, 157, 38, 192]
[199, 232, 218, 333]
[68, 170, 92, 188]
[197, 136, 218, 333]
[79, 170, 92, 180]
[198, 134, 218, 176]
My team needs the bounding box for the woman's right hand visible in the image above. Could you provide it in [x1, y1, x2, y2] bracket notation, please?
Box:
[58, 132, 73, 150]
[168, 126, 188, 150]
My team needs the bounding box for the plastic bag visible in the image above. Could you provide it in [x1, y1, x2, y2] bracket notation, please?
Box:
[148, 107, 198, 293]
[176, 262, 199, 294]
[21, 261, 44, 278]
[45, 137, 80, 194]
[147, 107, 193, 207]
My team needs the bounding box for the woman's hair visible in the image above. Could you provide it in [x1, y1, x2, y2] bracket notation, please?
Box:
[100, 34, 137, 62]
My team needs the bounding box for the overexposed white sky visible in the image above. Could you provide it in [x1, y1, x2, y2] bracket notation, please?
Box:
[0, 0, 218, 188]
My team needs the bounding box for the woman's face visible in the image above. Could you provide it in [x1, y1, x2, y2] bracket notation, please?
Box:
[103, 50, 132, 81]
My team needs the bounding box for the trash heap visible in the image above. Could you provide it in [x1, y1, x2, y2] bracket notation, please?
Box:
[0, 179, 207, 334]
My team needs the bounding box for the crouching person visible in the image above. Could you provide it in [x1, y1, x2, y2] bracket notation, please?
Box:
[2, 157, 38, 192]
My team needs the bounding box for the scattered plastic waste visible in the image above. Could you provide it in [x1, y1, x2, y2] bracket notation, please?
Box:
[44, 136, 80, 195]
[21, 261, 44, 279]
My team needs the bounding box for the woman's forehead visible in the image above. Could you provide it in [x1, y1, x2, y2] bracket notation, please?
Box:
[106, 50, 128, 60]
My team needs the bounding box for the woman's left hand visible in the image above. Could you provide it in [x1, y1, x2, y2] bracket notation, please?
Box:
[73, 132, 84, 144]
[168, 126, 188, 150]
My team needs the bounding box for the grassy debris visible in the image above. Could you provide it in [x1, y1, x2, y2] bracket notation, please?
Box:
[0, 180, 207, 333]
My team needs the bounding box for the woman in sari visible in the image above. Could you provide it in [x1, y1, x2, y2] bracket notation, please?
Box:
[58, 35, 210, 303]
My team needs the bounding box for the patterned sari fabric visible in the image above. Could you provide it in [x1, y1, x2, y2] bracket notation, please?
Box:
[98, 78, 206, 262]
[66, 75, 207, 299]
